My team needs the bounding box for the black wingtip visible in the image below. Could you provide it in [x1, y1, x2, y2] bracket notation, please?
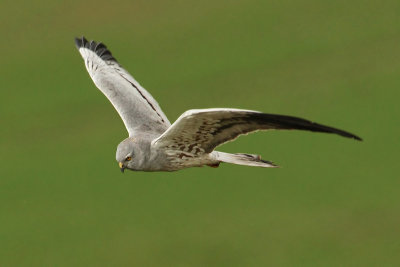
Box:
[74, 37, 82, 49]
[327, 127, 362, 141]
[248, 112, 363, 142]
[74, 36, 88, 49]
[74, 36, 117, 63]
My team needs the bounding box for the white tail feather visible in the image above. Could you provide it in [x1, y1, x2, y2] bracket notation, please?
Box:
[214, 152, 278, 168]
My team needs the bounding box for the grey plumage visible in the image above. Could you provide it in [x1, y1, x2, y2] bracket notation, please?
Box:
[75, 37, 361, 172]
[75, 37, 170, 138]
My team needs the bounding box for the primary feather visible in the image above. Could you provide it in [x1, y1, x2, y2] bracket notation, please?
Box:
[75, 37, 170, 137]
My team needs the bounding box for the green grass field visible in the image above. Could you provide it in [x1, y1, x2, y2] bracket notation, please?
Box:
[1, 0, 399, 265]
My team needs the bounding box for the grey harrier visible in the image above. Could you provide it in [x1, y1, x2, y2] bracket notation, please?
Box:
[75, 37, 361, 172]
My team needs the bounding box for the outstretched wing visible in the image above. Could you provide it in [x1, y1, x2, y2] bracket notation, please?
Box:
[75, 37, 170, 136]
[152, 108, 361, 155]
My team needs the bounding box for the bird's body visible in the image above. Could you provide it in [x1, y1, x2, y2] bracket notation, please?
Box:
[75, 37, 361, 172]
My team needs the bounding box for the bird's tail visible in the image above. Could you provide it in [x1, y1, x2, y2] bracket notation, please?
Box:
[214, 151, 279, 168]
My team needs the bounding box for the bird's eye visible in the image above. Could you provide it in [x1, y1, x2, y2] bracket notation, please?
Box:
[125, 156, 132, 161]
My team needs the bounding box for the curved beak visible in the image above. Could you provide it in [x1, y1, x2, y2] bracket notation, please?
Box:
[119, 162, 125, 173]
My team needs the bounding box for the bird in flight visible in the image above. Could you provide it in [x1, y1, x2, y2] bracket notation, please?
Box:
[75, 37, 361, 172]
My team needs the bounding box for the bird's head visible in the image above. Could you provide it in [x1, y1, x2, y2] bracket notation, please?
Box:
[116, 138, 141, 172]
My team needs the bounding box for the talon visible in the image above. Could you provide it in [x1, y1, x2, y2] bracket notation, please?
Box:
[207, 163, 220, 168]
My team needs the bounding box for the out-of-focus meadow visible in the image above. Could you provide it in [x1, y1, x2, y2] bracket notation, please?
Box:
[1, 0, 399, 266]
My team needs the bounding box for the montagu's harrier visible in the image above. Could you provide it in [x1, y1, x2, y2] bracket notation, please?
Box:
[75, 37, 361, 172]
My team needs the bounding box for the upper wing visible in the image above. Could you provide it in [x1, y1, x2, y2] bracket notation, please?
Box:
[75, 37, 170, 136]
[152, 108, 361, 154]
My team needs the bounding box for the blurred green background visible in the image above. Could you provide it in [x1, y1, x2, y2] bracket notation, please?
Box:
[1, 0, 399, 266]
